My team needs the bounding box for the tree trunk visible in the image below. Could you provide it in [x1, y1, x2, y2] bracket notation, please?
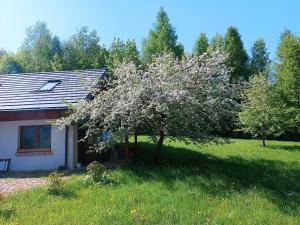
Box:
[134, 130, 138, 147]
[262, 137, 266, 147]
[124, 135, 129, 163]
[154, 131, 164, 163]
[262, 133, 266, 147]
[261, 126, 267, 147]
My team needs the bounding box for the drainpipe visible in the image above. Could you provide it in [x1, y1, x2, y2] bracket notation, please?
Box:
[65, 126, 69, 169]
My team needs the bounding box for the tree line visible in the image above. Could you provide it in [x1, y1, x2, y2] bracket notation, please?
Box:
[0, 8, 268, 82]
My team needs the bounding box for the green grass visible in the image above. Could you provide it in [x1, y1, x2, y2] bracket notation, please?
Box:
[1, 138, 300, 225]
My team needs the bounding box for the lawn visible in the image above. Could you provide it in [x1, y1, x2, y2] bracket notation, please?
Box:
[1, 138, 300, 225]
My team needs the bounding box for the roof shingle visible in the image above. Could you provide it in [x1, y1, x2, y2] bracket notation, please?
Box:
[0, 69, 104, 111]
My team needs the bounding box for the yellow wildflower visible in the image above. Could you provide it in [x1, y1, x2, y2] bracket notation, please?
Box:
[130, 208, 138, 216]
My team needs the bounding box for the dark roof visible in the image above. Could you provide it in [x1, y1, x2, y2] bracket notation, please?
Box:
[0, 69, 105, 112]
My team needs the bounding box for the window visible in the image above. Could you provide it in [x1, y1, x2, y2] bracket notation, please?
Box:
[19, 125, 51, 151]
[39, 80, 61, 91]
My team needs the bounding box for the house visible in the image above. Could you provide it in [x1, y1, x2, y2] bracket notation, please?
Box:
[0, 69, 105, 171]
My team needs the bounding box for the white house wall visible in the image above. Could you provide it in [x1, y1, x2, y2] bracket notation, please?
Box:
[0, 119, 76, 171]
[67, 124, 78, 169]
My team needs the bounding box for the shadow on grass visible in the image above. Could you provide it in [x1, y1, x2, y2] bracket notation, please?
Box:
[126, 142, 300, 215]
[47, 187, 78, 199]
[265, 144, 300, 152]
[0, 206, 15, 221]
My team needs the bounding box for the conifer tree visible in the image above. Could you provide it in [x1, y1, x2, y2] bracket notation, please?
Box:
[193, 33, 209, 56]
[208, 34, 224, 52]
[250, 38, 269, 75]
[224, 26, 249, 82]
[142, 7, 184, 64]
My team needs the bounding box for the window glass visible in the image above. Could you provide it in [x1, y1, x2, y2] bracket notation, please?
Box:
[38, 126, 51, 148]
[20, 126, 51, 150]
[22, 127, 35, 148]
[39, 81, 60, 91]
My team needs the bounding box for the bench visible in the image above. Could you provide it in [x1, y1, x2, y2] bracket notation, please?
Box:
[0, 159, 11, 173]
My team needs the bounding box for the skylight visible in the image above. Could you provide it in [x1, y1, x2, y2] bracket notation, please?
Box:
[39, 80, 61, 91]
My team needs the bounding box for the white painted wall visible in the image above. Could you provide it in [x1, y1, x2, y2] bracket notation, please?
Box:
[67, 124, 78, 169]
[0, 119, 77, 171]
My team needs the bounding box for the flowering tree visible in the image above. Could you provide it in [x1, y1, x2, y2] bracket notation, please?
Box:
[56, 63, 144, 161]
[135, 52, 239, 161]
[56, 51, 239, 162]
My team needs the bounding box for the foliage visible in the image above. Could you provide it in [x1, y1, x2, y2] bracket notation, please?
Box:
[123, 39, 141, 65]
[250, 38, 270, 76]
[1, 139, 300, 225]
[224, 26, 249, 82]
[106, 38, 140, 74]
[0, 48, 6, 58]
[0, 54, 22, 74]
[208, 33, 224, 52]
[51, 53, 64, 71]
[62, 27, 108, 70]
[17, 21, 60, 72]
[238, 74, 276, 146]
[142, 7, 184, 64]
[193, 32, 209, 56]
[46, 171, 65, 195]
[86, 161, 105, 183]
[272, 31, 300, 133]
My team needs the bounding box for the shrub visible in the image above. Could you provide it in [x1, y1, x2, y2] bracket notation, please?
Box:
[86, 161, 105, 182]
[46, 171, 65, 195]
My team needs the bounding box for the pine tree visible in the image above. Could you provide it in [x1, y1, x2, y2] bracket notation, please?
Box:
[208, 34, 224, 52]
[224, 26, 249, 82]
[124, 39, 140, 65]
[193, 33, 209, 56]
[107, 38, 140, 73]
[142, 7, 183, 64]
[250, 38, 269, 75]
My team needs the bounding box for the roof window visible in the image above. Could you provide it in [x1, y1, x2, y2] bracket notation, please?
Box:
[39, 80, 61, 91]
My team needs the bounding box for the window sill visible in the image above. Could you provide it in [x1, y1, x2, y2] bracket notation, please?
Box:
[16, 149, 53, 156]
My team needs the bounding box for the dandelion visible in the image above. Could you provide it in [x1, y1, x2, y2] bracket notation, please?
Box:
[130, 208, 138, 216]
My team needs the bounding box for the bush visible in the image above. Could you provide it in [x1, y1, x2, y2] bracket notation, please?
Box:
[46, 171, 65, 195]
[86, 161, 105, 182]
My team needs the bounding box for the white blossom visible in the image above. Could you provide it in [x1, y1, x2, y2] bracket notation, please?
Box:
[56, 51, 240, 153]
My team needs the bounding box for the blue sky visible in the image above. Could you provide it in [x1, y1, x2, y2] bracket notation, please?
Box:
[0, 0, 299, 59]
